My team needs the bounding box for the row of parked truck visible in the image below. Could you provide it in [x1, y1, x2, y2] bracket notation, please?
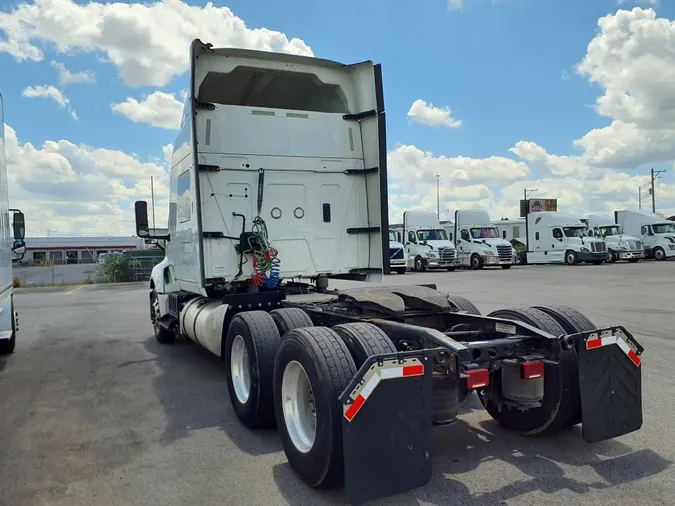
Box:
[389, 208, 675, 272]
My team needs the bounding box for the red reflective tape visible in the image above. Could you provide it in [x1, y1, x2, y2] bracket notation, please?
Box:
[628, 349, 641, 367]
[344, 394, 366, 422]
[586, 339, 602, 350]
[402, 364, 424, 377]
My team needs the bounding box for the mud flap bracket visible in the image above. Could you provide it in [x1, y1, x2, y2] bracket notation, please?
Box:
[339, 350, 434, 506]
[577, 326, 643, 443]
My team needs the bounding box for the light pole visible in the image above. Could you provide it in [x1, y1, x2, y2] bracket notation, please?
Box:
[524, 188, 538, 200]
[435, 174, 441, 219]
[651, 168, 666, 213]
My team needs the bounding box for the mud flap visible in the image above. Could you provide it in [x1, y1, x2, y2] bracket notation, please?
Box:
[338, 350, 435, 506]
[578, 326, 644, 443]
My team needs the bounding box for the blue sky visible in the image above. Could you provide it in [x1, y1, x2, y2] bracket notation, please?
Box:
[1, 0, 674, 235]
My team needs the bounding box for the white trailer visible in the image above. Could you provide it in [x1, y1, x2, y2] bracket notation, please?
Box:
[402, 210, 457, 271]
[0, 93, 26, 355]
[615, 210, 675, 261]
[586, 214, 643, 263]
[454, 209, 514, 269]
[133, 40, 646, 505]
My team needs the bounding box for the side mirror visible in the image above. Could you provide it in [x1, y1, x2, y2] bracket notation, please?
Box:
[12, 211, 25, 241]
[135, 201, 150, 237]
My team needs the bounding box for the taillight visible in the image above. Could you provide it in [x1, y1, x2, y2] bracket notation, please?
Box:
[465, 368, 490, 389]
[521, 360, 544, 379]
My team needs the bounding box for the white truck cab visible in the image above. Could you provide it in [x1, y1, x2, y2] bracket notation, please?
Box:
[403, 210, 457, 271]
[524, 212, 607, 266]
[454, 209, 514, 269]
[388, 229, 407, 274]
[615, 210, 675, 261]
[586, 215, 643, 263]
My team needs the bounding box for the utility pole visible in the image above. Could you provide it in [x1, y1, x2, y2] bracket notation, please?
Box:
[435, 174, 440, 219]
[151, 176, 156, 230]
[524, 188, 538, 200]
[651, 168, 666, 213]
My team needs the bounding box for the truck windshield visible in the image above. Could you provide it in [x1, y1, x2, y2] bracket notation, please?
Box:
[417, 229, 447, 241]
[653, 223, 675, 234]
[389, 230, 397, 242]
[470, 227, 498, 239]
[599, 225, 623, 236]
[563, 227, 588, 238]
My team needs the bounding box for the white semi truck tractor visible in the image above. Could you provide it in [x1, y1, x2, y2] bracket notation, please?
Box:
[0, 93, 26, 355]
[135, 40, 645, 505]
[615, 210, 675, 261]
[388, 229, 407, 274]
[402, 209, 457, 271]
[454, 209, 514, 269]
[586, 214, 643, 263]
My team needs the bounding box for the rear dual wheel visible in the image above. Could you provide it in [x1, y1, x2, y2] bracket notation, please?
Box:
[480, 307, 581, 435]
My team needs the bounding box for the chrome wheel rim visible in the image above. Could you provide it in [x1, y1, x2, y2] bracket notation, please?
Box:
[231, 335, 251, 404]
[282, 360, 316, 453]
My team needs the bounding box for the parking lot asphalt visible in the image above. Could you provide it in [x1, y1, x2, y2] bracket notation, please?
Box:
[1, 262, 674, 505]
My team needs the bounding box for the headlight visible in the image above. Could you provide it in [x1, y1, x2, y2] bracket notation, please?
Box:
[581, 247, 589, 252]
[426, 251, 437, 258]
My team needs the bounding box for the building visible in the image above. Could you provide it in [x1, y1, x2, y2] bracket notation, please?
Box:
[22, 236, 147, 265]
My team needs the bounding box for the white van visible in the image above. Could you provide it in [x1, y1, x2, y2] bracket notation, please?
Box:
[403, 210, 457, 271]
[586, 214, 643, 263]
[454, 209, 514, 269]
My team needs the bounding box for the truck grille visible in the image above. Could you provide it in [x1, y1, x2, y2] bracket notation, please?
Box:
[439, 247, 455, 262]
[627, 240, 642, 251]
[496, 245, 512, 261]
[590, 242, 607, 253]
[390, 247, 404, 260]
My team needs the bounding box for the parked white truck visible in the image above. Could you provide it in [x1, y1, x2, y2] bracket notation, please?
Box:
[586, 215, 643, 263]
[454, 209, 514, 269]
[615, 210, 675, 261]
[388, 229, 407, 274]
[0, 93, 26, 355]
[134, 40, 646, 505]
[403, 210, 457, 271]
[509, 211, 607, 266]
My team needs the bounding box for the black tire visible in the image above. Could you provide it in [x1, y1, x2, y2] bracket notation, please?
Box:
[516, 251, 527, 265]
[446, 266, 456, 272]
[532, 305, 596, 427]
[270, 308, 314, 337]
[607, 250, 616, 263]
[0, 299, 16, 355]
[395, 267, 407, 274]
[653, 247, 666, 261]
[501, 265, 512, 269]
[565, 250, 578, 266]
[332, 323, 397, 368]
[481, 307, 578, 435]
[151, 290, 174, 344]
[447, 295, 481, 315]
[470, 254, 483, 270]
[414, 256, 426, 272]
[628, 258, 640, 263]
[225, 311, 281, 428]
[592, 260, 603, 265]
[273, 327, 356, 488]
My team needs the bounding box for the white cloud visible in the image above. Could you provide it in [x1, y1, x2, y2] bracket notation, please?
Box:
[112, 91, 183, 129]
[407, 99, 462, 128]
[0, 0, 313, 87]
[51, 61, 95, 86]
[3, 123, 170, 236]
[22, 85, 78, 120]
[448, 0, 464, 10]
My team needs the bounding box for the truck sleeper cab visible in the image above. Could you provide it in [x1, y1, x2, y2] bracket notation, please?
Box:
[454, 209, 514, 269]
[137, 41, 645, 506]
[523, 212, 606, 266]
